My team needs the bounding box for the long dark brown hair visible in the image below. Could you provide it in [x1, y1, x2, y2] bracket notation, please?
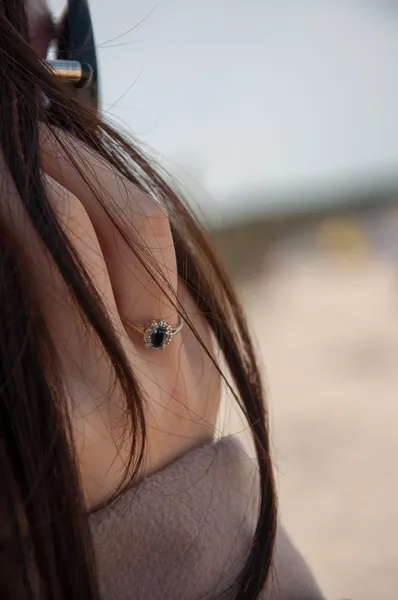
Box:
[0, 1, 277, 598]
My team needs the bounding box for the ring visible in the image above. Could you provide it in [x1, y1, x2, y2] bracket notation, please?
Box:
[123, 316, 184, 350]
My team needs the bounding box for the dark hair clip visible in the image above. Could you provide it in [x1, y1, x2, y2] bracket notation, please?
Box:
[47, 0, 99, 110]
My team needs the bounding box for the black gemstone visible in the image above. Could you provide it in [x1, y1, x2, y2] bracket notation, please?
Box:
[150, 325, 167, 348]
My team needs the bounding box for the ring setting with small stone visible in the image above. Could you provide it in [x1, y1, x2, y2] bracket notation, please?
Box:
[124, 316, 184, 350]
[144, 320, 174, 350]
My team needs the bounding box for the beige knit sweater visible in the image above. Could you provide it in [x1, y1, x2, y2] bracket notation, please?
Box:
[90, 437, 325, 600]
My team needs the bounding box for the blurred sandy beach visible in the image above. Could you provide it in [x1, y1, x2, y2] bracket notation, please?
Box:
[220, 227, 398, 600]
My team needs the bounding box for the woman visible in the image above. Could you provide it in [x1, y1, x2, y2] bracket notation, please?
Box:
[0, 0, 325, 598]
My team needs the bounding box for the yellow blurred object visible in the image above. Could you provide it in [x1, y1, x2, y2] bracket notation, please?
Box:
[317, 217, 370, 261]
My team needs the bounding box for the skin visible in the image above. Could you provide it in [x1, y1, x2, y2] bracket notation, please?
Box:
[17, 0, 221, 508]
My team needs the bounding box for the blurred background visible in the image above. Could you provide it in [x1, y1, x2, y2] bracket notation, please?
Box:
[51, 1, 398, 598]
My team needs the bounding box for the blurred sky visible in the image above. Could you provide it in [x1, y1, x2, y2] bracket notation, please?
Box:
[50, 0, 398, 220]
